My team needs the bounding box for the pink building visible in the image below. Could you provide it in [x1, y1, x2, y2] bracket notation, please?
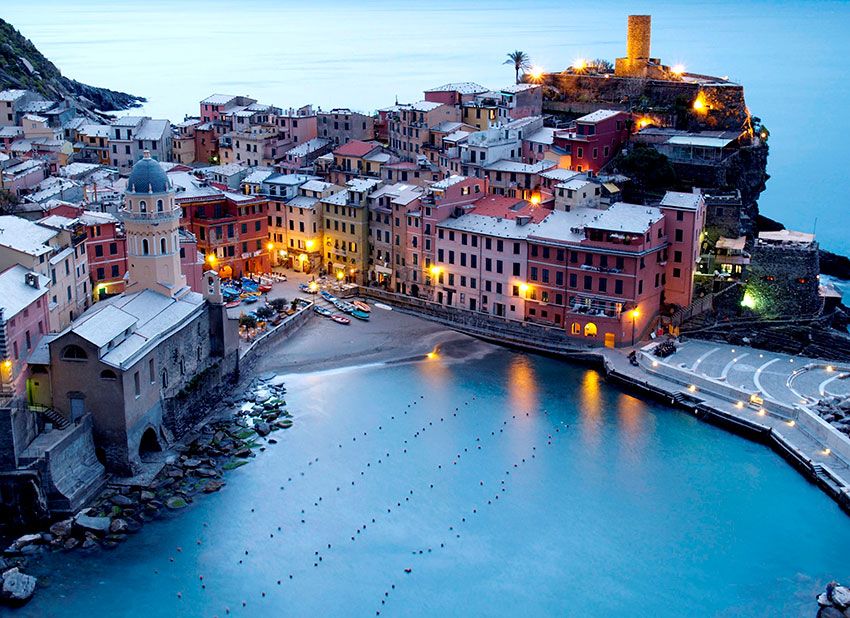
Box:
[0, 265, 50, 397]
[423, 82, 490, 106]
[658, 190, 707, 307]
[179, 229, 204, 292]
[431, 194, 547, 319]
[553, 110, 631, 174]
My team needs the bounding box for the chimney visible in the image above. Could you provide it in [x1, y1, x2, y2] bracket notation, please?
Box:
[516, 215, 531, 226]
[24, 272, 39, 289]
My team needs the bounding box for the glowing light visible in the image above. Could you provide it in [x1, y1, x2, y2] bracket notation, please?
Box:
[429, 265, 442, 276]
[308, 281, 318, 291]
[671, 63, 686, 76]
[652, 360, 659, 368]
[336, 271, 344, 280]
[298, 253, 307, 262]
[266, 242, 275, 251]
[631, 308, 640, 319]
[758, 408, 766, 416]
[735, 401, 744, 409]
[519, 283, 530, 295]
[823, 448, 832, 456]
[741, 291, 757, 309]
[529, 193, 541, 205]
[426, 351, 437, 360]
[827, 365, 835, 372]
[693, 94, 708, 113]
[571, 58, 587, 71]
[786, 419, 795, 427]
[206, 253, 217, 265]
[305, 239, 316, 251]
[687, 384, 697, 393]
[637, 117, 652, 129]
[1, 360, 11, 371]
[528, 66, 545, 81]
[760, 131, 768, 140]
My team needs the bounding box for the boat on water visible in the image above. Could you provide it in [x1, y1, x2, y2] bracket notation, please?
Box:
[350, 309, 370, 321]
[331, 314, 350, 325]
[320, 290, 337, 302]
[313, 305, 333, 317]
[352, 300, 370, 312]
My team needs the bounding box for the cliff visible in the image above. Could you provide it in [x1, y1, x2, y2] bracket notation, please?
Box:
[0, 19, 144, 115]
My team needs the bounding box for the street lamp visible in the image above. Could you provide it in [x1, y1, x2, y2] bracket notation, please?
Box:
[631, 308, 640, 346]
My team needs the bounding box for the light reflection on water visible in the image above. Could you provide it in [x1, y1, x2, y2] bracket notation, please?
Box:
[17, 348, 850, 617]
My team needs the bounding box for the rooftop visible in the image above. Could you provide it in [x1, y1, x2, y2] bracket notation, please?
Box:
[430, 175, 467, 190]
[758, 230, 816, 245]
[201, 94, 239, 106]
[500, 83, 540, 94]
[0, 89, 29, 102]
[576, 109, 625, 124]
[425, 82, 489, 94]
[588, 202, 663, 234]
[0, 215, 57, 256]
[0, 265, 49, 319]
[284, 137, 330, 157]
[659, 190, 703, 211]
[333, 140, 379, 158]
[484, 159, 556, 174]
[300, 179, 336, 193]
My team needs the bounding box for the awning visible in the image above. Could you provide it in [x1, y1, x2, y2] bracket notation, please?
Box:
[373, 265, 392, 275]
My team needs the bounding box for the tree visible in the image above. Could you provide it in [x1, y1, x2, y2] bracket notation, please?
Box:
[256, 306, 276, 321]
[268, 298, 288, 313]
[239, 314, 257, 329]
[504, 51, 531, 84]
[0, 189, 19, 216]
[612, 144, 677, 195]
[587, 58, 613, 73]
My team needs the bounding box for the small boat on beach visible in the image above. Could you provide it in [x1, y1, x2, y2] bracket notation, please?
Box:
[225, 300, 241, 309]
[352, 300, 371, 312]
[331, 314, 350, 325]
[258, 283, 273, 293]
[243, 296, 259, 304]
[374, 303, 392, 311]
[320, 290, 337, 302]
[350, 309, 370, 321]
[313, 305, 333, 317]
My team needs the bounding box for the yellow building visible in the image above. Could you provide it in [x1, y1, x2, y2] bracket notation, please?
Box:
[321, 178, 382, 283]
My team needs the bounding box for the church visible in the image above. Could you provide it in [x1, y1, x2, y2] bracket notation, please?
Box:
[29, 152, 240, 476]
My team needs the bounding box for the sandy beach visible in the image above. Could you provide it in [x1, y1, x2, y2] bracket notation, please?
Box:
[251, 299, 492, 375]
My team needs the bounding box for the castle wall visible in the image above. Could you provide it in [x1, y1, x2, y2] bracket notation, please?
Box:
[746, 244, 821, 318]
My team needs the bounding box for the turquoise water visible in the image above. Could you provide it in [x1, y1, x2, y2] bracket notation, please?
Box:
[2, 1, 850, 254]
[17, 349, 850, 617]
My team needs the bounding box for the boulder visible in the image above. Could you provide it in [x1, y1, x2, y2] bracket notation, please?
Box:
[1, 568, 36, 605]
[49, 518, 74, 538]
[255, 422, 271, 437]
[819, 593, 832, 606]
[234, 447, 252, 458]
[203, 480, 225, 493]
[109, 519, 130, 534]
[194, 467, 219, 478]
[830, 585, 850, 609]
[63, 537, 79, 551]
[817, 607, 844, 618]
[74, 513, 111, 534]
[254, 389, 271, 403]
[183, 458, 202, 468]
[166, 497, 188, 510]
[110, 494, 135, 507]
[140, 491, 155, 502]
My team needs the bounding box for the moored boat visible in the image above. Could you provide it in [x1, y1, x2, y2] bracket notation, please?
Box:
[320, 290, 337, 302]
[225, 300, 241, 309]
[330, 314, 350, 325]
[352, 300, 371, 312]
[243, 296, 259, 304]
[350, 309, 370, 321]
[258, 283, 273, 293]
[313, 305, 333, 317]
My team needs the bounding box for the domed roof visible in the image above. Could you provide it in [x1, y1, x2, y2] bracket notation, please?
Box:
[127, 151, 170, 194]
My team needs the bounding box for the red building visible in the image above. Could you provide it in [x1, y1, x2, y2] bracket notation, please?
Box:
[177, 190, 270, 278]
[525, 202, 669, 346]
[553, 110, 630, 174]
[82, 211, 127, 300]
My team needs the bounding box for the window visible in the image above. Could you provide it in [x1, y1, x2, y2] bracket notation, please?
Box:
[157, 199, 164, 212]
[142, 239, 149, 255]
[675, 229, 683, 242]
[134, 371, 141, 397]
[62, 345, 88, 361]
[100, 369, 118, 381]
[149, 358, 155, 384]
[571, 322, 581, 335]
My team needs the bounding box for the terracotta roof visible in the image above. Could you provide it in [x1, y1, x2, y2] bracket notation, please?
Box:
[333, 140, 378, 158]
[470, 195, 548, 223]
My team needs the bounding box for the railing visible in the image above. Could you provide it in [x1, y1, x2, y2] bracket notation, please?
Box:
[121, 207, 180, 221]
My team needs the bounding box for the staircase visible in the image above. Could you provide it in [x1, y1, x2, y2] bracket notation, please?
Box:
[35, 406, 71, 430]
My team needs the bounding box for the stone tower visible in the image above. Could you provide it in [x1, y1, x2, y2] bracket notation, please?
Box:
[615, 15, 655, 78]
[123, 151, 189, 298]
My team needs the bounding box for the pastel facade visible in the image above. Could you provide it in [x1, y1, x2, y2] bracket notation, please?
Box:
[553, 110, 630, 174]
[318, 109, 375, 146]
[0, 265, 50, 397]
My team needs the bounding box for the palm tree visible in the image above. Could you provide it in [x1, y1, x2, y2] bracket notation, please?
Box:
[504, 50, 531, 84]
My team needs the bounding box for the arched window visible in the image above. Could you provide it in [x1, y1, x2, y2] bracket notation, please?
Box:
[62, 345, 88, 361]
[179, 358, 185, 375]
[584, 322, 597, 337]
[161, 369, 168, 389]
[100, 369, 118, 380]
[142, 239, 149, 255]
[156, 199, 164, 212]
[571, 322, 581, 335]
[160, 237, 167, 254]
[139, 200, 147, 213]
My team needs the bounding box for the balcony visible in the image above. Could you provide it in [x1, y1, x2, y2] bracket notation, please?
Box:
[121, 207, 181, 222]
[567, 294, 623, 319]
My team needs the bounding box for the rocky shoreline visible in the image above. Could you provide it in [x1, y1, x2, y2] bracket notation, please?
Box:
[0, 372, 291, 607]
[817, 581, 850, 617]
